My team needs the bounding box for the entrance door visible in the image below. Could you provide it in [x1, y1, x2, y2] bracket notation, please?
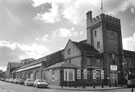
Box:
[110, 72, 118, 85]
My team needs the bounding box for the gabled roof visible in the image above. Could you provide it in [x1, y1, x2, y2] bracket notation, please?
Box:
[72, 41, 99, 54]
[9, 62, 22, 68]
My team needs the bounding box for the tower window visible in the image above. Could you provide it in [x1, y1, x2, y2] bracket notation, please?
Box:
[97, 41, 100, 48]
[95, 30, 97, 37]
[110, 32, 114, 40]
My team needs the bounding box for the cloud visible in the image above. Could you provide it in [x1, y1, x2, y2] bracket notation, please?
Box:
[32, 0, 100, 24]
[123, 33, 135, 51]
[36, 27, 83, 42]
[0, 41, 50, 70]
[52, 28, 80, 38]
[32, 0, 135, 24]
[18, 43, 50, 59]
[34, 2, 61, 23]
[120, 0, 135, 12]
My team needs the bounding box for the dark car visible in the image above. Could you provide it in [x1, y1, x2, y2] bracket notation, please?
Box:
[127, 79, 135, 87]
[33, 79, 48, 88]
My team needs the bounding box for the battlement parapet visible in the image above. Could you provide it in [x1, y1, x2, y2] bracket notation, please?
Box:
[90, 13, 120, 23]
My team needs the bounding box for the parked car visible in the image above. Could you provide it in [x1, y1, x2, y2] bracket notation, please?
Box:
[5, 79, 9, 82]
[0, 78, 5, 81]
[33, 79, 48, 88]
[13, 79, 19, 84]
[127, 79, 135, 87]
[8, 78, 14, 83]
[18, 79, 25, 84]
[24, 79, 34, 86]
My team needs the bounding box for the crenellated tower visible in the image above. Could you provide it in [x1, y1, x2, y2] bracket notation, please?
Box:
[86, 11, 123, 84]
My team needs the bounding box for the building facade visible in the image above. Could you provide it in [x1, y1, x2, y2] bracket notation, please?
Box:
[6, 10, 135, 87]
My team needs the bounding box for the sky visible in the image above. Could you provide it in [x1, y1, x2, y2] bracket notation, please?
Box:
[0, 0, 135, 71]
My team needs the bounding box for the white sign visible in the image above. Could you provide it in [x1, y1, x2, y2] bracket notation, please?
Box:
[92, 70, 96, 79]
[101, 70, 104, 79]
[83, 69, 87, 79]
[110, 65, 117, 71]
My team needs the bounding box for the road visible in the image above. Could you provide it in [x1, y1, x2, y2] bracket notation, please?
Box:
[0, 81, 133, 92]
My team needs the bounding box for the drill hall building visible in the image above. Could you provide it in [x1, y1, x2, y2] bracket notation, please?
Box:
[6, 10, 135, 87]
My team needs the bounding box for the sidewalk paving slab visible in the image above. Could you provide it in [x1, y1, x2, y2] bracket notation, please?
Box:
[48, 85, 128, 91]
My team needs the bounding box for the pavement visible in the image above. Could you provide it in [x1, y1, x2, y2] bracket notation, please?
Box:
[48, 85, 128, 91]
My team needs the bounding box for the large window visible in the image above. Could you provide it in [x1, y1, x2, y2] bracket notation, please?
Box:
[64, 69, 75, 81]
[96, 70, 101, 79]
[86, 57, 92, 65]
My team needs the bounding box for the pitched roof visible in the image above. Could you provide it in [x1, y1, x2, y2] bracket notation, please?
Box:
[72, 41, 99, 54]
[9, 62, 22, 68]
[17, 50, 63, 71]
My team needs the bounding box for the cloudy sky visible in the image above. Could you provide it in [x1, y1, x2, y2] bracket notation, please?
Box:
[0, 0, 135, 71]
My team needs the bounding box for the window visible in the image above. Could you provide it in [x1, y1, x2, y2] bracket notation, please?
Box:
[67, 48, 71, 55]
[95, 30, 97, 37]
[96, 70, 101, 79]
[96, 59, 101, 66]
[110, 32, 114, 40]
[128, 58, 132, 64]
[64, 69, 75, 81]
[97, 41, 100, 48]
[86, 57, 92, 65]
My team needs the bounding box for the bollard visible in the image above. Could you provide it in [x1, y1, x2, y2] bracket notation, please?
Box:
[131, 88, 134, 92]
[101, 80, 104, 88]
[115, 80, 117, 87]
[83, 81, 85, 88]
[74, 81, 76, 88]
[93, 80, 95, 88]
[109, 80, 111, 87]
[69, 81, 71, 87]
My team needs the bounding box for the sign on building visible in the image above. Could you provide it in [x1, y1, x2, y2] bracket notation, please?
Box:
[83, 69, 87, 79]
[110, 65, 117, 71]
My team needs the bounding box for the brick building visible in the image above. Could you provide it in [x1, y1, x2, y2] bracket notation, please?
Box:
[6, 10, 135, 87]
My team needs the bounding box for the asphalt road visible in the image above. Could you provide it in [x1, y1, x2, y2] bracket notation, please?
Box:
[0, 81, 133, 92]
